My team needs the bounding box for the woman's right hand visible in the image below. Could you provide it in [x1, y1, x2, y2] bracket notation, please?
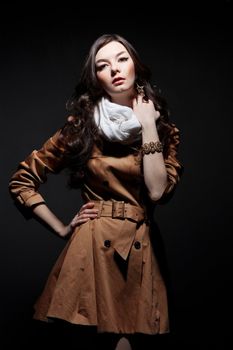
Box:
[59, 202, 99, 239]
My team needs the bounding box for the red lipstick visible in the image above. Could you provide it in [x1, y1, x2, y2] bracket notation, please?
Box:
[112, 77, 125, 84]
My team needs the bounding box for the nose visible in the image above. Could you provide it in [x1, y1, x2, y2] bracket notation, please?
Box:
[111, 64, 120, 76]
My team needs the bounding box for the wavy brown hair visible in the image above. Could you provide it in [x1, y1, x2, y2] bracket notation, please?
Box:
[61, 33, 174, 188]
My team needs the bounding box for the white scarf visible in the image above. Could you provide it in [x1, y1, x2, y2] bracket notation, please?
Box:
[93, 97, 142, 144]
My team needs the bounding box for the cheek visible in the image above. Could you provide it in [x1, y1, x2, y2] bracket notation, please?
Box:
[126, 63, 135, 82]
[96, 72, 109, 89]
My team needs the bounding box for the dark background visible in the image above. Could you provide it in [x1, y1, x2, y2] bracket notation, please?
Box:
[1, 1, 233, 349]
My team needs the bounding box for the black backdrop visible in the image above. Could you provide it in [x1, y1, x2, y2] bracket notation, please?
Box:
[1, 2, 233, 349]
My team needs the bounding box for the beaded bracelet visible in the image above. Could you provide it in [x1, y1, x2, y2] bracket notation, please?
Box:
[141, 141, 163, 155]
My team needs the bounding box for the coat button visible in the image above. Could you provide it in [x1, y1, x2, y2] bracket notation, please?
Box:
[104, 239, 111, 248]
[134, 241, 141, 249]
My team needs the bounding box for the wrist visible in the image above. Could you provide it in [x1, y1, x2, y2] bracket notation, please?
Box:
[141, 141, 163, 155]
[141, 120, 157, 131]
[55, 223, 71, 237]
[141, 123, 159, 140]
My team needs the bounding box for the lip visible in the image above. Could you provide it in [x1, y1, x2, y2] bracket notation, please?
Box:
[112, 77, 125, 84]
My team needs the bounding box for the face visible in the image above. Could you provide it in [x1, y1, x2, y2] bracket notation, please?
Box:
[95, 41, 135, 98]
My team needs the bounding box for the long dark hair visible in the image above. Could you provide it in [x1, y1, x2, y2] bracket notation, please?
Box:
[61, 33, 174, 188]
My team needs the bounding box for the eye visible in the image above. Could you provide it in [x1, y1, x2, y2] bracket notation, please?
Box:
[96, 64, 108, 72]
[118, 57, 129, 62]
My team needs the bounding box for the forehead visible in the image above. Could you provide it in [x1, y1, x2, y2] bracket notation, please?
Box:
[95, 41, 128, 61]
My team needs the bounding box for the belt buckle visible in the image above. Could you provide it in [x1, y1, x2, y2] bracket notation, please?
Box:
[112, 201, 125, 219]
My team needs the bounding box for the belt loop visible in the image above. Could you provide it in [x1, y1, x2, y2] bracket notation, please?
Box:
[112, 201, 125, 218]
[97, 200, 104, 218]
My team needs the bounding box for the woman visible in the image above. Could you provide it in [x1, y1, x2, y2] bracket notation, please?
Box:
[9, 34, 182, 349]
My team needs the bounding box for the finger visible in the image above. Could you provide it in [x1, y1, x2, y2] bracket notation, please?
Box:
[81, 202, 95, 210]
[137, 94, 143, 103]
[73, 210, 98, 221]
[73, 211, 98, 223]
[133, 95, 142, 107]
[80, 208, 99, 215]
[78, 202, 95, 214]
[71, 211, 98, 226]
[132, 97, 137, 108]
[70, 217, 90, 228]
[79, 213, 98, 219]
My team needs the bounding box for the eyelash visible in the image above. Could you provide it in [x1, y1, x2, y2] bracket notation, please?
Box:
[96, 57, 129, 71]
[119, 57, 128, 62]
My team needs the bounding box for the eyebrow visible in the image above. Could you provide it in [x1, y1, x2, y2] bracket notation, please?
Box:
[95, 50, 127, 64]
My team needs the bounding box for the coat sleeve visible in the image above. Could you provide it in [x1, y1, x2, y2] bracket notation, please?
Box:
[158, 123, 183, 204]
[9, 129, 68, 211]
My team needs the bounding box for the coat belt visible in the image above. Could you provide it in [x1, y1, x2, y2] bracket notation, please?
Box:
[91, 200, 147, 260]
[92, 200, 145, 223]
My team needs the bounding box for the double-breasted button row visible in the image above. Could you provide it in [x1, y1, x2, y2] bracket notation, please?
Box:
[134, 241, 141, 249]
[104, 240, 141, 250]
[104, 239, 111, 248]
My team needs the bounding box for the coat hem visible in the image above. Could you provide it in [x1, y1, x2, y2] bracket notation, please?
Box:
[33, 314, 169, 335]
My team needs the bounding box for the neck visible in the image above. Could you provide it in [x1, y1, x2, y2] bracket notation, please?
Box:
[110, 89, 135, 108]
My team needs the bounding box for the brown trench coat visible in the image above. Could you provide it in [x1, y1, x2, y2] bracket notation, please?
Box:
[9, 124, 182, 335]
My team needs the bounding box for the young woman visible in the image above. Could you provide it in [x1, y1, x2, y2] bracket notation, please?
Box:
[9, 34, 182, 349]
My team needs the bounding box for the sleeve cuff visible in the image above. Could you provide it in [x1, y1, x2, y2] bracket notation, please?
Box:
[17, 191, 46, 207]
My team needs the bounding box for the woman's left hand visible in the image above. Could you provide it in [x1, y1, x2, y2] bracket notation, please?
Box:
[133, 95, 160, 128]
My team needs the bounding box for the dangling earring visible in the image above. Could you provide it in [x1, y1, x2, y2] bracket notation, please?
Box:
[136, 82, 145, 96]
